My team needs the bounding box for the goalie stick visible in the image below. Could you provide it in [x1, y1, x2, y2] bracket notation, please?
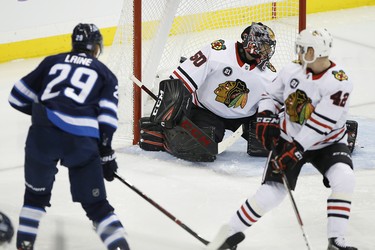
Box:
[131, 75, 243, 154]
[114, 173, 209, 245]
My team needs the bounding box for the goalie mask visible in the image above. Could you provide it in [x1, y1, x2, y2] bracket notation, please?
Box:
[72, 23, 103, 57]
[241, 22, 276, 65]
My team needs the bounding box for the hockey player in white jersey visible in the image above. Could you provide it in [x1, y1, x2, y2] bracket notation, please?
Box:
[208, 28, 357, 250]
[139, 22, 276, 161]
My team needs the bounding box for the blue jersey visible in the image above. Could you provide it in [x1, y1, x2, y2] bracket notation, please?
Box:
[8, 52, 118, 145]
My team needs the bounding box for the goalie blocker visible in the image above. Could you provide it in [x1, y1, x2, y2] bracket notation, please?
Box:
[139, 79, 217, 162]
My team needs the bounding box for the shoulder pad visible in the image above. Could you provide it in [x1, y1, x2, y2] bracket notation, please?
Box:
[211, 39, 226, 50]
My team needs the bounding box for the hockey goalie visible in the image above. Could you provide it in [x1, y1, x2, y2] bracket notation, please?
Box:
[139, 23, 280, 162]
[138, 22, 358, 162]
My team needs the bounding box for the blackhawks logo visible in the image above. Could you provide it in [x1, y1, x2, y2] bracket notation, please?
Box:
[332, 70, 348, 81]
[285, 89, 315, 125]
[211, 39, 226, 50]
[214, 79, 249, 109]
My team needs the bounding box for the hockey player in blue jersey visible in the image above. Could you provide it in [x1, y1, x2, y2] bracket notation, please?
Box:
[8, 23, 130, 250]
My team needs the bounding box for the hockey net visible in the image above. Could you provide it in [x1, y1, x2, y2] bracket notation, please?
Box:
[107, 0, 306, 146]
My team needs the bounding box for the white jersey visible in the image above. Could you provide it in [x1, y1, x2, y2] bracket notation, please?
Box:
[171, 40, 276, 119]
[259, 61, 353, 151]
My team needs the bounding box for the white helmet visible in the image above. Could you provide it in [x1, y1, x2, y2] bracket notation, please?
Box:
[295, 28, 333, 64]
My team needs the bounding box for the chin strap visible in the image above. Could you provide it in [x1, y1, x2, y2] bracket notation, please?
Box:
[301, 52, 317, 70]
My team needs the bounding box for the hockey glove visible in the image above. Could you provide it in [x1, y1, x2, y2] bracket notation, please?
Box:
[255, 111, 280, 151]
[272, 140, 303, 173]
[100, 147, 118, 182]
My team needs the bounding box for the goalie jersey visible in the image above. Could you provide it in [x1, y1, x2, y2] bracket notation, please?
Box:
[171, 40, 276, 119]
[258, 60, 353, 151]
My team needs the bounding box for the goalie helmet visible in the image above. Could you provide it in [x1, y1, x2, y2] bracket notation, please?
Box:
[0, 212, 14, 245]
[295, 28, 333, 63]
[72, 23, 103, 56]
[241, 22, 276, 63]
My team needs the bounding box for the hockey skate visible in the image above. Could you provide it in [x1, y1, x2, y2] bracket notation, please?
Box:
[327, 237, 358, 250]
[217, 232, 245, 249]
[207, 224, 245, 250]
[18, 241, 34, 250]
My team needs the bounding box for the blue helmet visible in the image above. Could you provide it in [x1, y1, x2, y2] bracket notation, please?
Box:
[0, 212, 14, 245]
[72, 23, 103, 56]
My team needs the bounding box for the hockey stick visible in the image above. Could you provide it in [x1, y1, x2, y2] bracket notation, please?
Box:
[131, 75, 242, 154]
[114, 173, 210, 245]
[130, 75, 158, 100]
[218, 126, 243, 154]
[269, 151, 313, 250]
[281, 173, 313, 250]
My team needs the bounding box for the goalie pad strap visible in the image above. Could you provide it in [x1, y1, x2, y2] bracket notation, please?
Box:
[139, 117, 165, 151]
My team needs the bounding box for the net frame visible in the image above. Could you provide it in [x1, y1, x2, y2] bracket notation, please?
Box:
[108, 0, 306, 146]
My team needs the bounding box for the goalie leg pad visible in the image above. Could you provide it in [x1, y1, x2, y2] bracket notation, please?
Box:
[150, 79, 192, 128]
[346, 120, 358, 153]
[163, 125, 216, 162]
[246, 120, 269, 157]
[139, 117, 165, 151]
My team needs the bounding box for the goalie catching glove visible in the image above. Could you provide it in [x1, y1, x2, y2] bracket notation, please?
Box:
[100, 146, 118, 182]
[255, 110, 280, 151]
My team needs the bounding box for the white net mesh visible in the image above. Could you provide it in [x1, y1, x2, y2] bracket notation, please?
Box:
[107, 0, 301, 146]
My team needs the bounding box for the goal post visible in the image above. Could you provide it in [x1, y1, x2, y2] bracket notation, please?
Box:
[108, 0, 306, 146]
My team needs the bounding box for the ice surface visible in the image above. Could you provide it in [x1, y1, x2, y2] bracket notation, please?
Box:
[1, 6, 375, 250]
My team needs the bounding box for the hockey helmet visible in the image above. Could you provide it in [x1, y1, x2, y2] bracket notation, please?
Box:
[241, 22, 276, 63]
[0, 212, 14, 245]
[295, 28, 333, 63]
[72, 23, 103, 56]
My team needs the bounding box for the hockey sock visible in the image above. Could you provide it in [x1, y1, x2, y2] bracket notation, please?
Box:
[230, 199, 262, 232]
[325, 163, 355, 240]
[327, 196, 352, 239]
[95, 213, 130, 250]
[229, 182, 286, 234]
[16, 205, 46, 249]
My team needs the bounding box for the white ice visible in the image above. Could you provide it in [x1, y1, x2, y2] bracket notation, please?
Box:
[1, 6, 375, 250]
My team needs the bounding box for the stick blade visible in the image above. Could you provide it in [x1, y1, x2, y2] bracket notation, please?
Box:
[218, 126, 243, 154]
